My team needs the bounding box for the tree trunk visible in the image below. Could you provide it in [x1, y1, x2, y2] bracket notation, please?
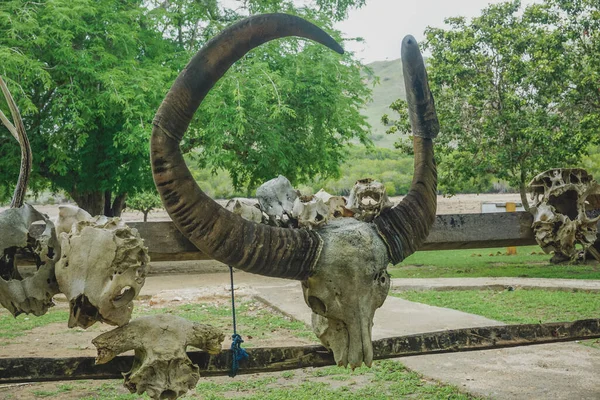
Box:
[104, 190, 114, 217]
[143, 210, 149, 222]
[111, 193, 127, 217]
[519, 182, 530, 212]
[70, 191, 104, 216]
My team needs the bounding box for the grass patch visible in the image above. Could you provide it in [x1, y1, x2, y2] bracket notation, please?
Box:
[394, 289, 600, 324]
[133, 300, 316, 345]
[0, 308, 70, 343]
[390, 246, 600, 280]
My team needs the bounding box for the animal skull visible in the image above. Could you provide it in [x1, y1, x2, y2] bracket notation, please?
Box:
[529, 168, 600, 262]
[56, 217, 149, 328]
[314, 189, 353, 218]
[291, 195, 329, 229]
[346, 179, 393, 222]
[301, 218, 390, 368]
[93, 314, 224, 400]
[0, 204, 60, 316]
[256, 175, 299, 227]
[225, 198, 264, 224]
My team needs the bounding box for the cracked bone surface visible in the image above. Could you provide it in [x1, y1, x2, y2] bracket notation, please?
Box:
[0, 204, 61, 316]
[529, 168, 600, 262]
[302, 218, 390, 368]
[346, 178, 393, 222]
[256, 175, 299, 227]
[56, 217, 149, 328]
[291, 195, 329, 229]
[93, 314, 224, 400]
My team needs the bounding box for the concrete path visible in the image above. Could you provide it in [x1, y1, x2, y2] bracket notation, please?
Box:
[139, 272, 600, 399]
[392, 277, 600, 293]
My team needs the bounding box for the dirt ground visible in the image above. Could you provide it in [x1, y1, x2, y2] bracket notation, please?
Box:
[3, 193, 523, 222]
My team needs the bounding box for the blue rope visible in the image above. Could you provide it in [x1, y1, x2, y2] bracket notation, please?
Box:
[228, 266, 248, 377]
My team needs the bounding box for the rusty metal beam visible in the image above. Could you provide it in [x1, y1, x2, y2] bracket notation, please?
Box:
[1, 319, 598, 384]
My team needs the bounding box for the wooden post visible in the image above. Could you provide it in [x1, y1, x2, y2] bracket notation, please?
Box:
[506, 202, 517, 255]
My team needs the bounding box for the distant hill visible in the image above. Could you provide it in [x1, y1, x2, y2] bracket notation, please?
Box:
[363, 58, 406, 149]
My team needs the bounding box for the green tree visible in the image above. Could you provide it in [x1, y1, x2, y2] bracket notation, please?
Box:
[126, 190, 162, 222]
[384, 0, 600, 209]
[0, 0, 175, 215]
[0, 0, 372, 212]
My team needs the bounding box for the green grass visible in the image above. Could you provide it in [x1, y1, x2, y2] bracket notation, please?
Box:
[0, 308, 69, 344]
[394, 289, 600, 324]
[390, 245, 600, 280]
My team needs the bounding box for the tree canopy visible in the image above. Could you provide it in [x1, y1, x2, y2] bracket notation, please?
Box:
[0, 0, 371, 214]
[384, 0, 600, 208]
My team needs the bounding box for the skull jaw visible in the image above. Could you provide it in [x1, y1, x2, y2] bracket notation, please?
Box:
[302, 218, 390, 369]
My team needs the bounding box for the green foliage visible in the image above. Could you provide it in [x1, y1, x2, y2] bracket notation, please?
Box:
[384, 0, 600, 202]
[125, 190, 162, 221]
[395, 289, 600, 324]
[0, 0, 372, 212]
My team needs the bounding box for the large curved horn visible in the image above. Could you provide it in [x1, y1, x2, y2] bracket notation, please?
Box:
[151, 14, 343, 280]
[374, 35, 438, 264]
[0, 77, 32, 209]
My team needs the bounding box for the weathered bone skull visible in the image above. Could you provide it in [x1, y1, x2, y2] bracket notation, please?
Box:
[225, 198, 264, 224]
[0, 204, 60, 316]
[529, 168, 600, 262]
[314, 189, 353, 218]
[291, 195, 329, 229]
[56, 217, 149, 328]
[302, 218, 390, 368]
[151, 17, 437, 370]
[256, 175, 299, 227]
[93, 314, 224, 400]
[346, 179, 393, 222]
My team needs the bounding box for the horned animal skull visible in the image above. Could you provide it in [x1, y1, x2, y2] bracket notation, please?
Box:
[0, 204, 60, 316]
[151, 17, 437, 369]
[529, 168, 600, 262]
[346, 179, 393, 222]
[56, 217, 149, 328]
[93, 314, 224, 400]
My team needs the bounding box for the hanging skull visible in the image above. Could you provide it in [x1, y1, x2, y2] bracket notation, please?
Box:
[150, 16, 438, 369]
[0, 77, 60, 316]
[56, 217, 149, 328]
[529, 168, 600, 262]
[93, 314, 224, 400]
[0, 204, 61, 316]
[346, 178, 393, 222]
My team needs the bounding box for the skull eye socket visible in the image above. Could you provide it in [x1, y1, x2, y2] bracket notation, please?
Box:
[112, 286, 136, 307]
[307, 295, 327, 315]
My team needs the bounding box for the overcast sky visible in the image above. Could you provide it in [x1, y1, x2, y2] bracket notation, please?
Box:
[334, 0, 541, 63]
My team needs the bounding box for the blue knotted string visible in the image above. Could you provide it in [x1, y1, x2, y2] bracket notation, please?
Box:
[228, 266, 248, 377]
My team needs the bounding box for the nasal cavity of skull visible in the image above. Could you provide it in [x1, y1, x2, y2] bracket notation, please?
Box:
[160, 389, 177, 400]
[549, 190, 579, 220]
[361, 191, 381, 206]
[373, 271, 387, 285]
[73, 294, 100, 320]
[1, 247, 21, 281]
[112, 286, 136, 307]
[308, 295, 327, 315]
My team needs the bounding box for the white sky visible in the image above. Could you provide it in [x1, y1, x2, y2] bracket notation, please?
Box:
[334, 0, 541, 63]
